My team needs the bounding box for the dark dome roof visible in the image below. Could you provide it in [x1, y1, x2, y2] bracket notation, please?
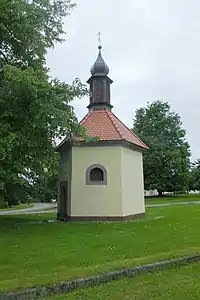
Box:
[90, 46, 109, 76]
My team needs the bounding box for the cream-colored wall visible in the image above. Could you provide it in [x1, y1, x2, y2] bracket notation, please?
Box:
[121, 147, 145, 216]
[71, 146, 122, 217]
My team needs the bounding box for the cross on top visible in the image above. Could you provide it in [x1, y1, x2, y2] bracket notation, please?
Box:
[97, 32, 102, 47]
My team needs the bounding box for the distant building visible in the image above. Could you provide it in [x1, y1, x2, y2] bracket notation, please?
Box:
[144, 190, 158, 197]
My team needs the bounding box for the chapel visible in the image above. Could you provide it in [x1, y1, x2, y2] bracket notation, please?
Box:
[56, 44, 148, 221]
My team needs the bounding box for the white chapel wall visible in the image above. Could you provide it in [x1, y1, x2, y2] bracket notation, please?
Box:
[121, 147, 145, 216]
[71, 146, 123, 217]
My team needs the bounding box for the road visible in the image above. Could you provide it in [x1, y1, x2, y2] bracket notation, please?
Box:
[0, 202, 57, 215]
[1, 201, 200, 215]
[146, 200, 200, 207]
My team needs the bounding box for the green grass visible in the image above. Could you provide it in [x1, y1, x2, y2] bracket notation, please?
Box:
[48, 262, 200, 300]
[1, 204, 200, 292]
[0, 203, 34, 212]
[145, 193, 200, 205]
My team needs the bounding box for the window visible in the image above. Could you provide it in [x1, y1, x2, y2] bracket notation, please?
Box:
[90, 167, 104, 181]
[86, 164, 107, 185]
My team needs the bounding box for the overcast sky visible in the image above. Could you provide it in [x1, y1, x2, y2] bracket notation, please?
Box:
[47, 0, 200, 161]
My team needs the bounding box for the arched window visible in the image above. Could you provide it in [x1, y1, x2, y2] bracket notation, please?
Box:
[86, 164, 107, 185]
[90, 167, 104, 181]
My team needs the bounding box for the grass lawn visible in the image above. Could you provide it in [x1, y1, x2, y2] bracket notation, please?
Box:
[0, 203, 34, 212]
[145, 193, 200, 205]
[48, 262, 200, 300]
[1, 204, 200, 292]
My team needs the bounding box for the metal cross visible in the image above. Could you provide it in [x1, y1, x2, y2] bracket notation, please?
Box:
[97, 32, 102, 47]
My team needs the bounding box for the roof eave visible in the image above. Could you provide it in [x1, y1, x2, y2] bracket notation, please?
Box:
[70, 139, 149, 151]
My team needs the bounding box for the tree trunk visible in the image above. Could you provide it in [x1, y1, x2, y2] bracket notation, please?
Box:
[158, 190, 163, 197]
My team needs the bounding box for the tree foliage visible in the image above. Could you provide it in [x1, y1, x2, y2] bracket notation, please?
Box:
[33, 155, 59, 203]
[0, 0, 75, 67]
[0, 0, 87, 204]
[189, 159, 200, 191]
[133, 100, 190, 195]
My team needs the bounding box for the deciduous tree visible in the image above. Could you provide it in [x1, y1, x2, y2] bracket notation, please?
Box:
[0, 0, 87, 205]
[133, 100, 190, 196]
[189, 159, 200, 192]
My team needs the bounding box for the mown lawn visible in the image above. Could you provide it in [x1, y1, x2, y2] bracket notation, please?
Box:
[145, 193, 200, 205]
[49, 262, 200, 300]
[0, 203, 34, 212]
[1, 204, 200, 292]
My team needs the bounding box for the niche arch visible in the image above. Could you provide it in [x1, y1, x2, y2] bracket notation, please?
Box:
[86, 164, 107, 185]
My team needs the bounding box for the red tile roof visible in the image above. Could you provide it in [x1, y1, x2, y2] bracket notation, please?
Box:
[79, 109, 148, 150]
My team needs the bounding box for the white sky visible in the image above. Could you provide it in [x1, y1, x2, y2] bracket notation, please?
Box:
[47, 0, 200, 161]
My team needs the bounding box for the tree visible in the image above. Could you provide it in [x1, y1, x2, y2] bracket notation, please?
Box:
[189, 159, 200, 191]
[0, 0, 75, 68]
[32, 153, 59, 203]
[0, 0, 88, 205]
[133, 100, 190, 196]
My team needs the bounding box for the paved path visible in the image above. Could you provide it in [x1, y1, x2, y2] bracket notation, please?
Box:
[146, 201, 200, 207]
[0, 203, 57, 215]
[1, 201, 200, 216]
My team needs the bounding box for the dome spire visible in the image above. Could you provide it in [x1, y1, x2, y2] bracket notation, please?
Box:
[90, 32, 109, 76]
[87, 34, 113, 112]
